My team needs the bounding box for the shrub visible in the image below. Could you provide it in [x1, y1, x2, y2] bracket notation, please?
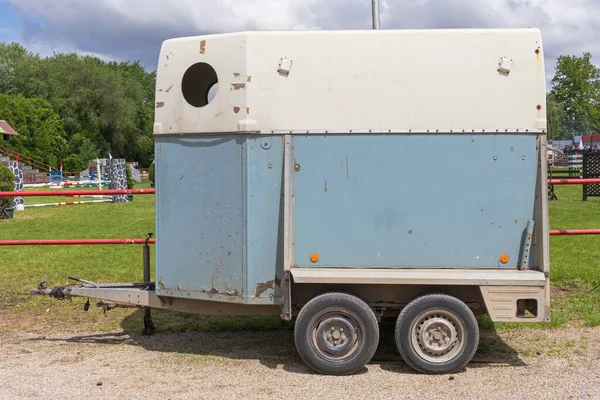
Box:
[126, 164, 135, 189]
[149, 162, 155, 185]
[0, 164, 15, 218]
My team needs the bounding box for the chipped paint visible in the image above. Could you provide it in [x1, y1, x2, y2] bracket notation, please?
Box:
[247, 75, 252, 82]
[255, 276, 281, 298]
[324, 179, 327, 192]
[200, 40, 206, 54]
[408, 229, 413, 234]
[231, 83, 246, 90]
[233, 106, 240, 113]
[246, 107, 250, 114]
[233, 73, 241, 77]
[165, 84, 173, 93]
[156, 102, 164, 108]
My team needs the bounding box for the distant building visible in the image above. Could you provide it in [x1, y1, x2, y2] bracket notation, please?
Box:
[0, 120, 18, 141]
[582, 133, 600, 147]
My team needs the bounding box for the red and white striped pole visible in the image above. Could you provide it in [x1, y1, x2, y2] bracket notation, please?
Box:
[24, 199, 112, 208]
[0, 189, 155, 197]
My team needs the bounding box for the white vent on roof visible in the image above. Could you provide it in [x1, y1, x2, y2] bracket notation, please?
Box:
[278, 58, 292, 76]
[497, 57, 513, 74]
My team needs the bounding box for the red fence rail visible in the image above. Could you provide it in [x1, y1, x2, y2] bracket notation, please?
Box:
[549, 178, 600, 185]
[550, 229, 600, 236]
[548, 178, 600, 235]
[0, 239, 156, 246]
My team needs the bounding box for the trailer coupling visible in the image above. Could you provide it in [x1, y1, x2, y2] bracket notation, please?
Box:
[30, 277, 157, 334]
[31, 278, 120, 313]
[30, 278, 71, 300]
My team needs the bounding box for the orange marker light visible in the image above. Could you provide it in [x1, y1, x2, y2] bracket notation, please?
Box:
[310, 253, 320, 263]
[500, 254, 510, 263]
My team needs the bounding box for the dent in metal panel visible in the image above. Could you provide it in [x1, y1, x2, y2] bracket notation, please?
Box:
[155, 136, 245, 301]
[293, 134, 538, 268]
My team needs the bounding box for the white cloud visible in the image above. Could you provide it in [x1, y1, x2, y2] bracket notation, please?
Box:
[9, 0, 600, 84]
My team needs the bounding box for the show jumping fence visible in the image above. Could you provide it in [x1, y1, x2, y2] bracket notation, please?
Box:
[6, 158, 133, 209]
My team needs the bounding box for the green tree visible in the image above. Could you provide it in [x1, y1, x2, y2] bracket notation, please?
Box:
[0, 42, 156, 168]
[546, 93, 570, 140]
[0, 93, 67, 168]
[550, 52, 600, 134]
[0, 42, 39, 95]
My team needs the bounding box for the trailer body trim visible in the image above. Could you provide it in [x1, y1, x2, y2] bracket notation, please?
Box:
[290, 268, 546, 287]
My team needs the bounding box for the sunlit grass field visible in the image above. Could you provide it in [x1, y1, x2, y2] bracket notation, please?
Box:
[0, 182, 599, 334]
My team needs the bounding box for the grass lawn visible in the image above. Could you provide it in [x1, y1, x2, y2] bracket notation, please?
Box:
[0, 182, 599, 334]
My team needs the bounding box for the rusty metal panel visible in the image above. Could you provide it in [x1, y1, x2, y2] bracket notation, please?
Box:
[246, 136, 284, 302]
[155, 135, 284, 305]
[155, 136, 245, 302]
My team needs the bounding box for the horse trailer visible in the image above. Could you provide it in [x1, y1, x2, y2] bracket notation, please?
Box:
[34, 28, 550, 375]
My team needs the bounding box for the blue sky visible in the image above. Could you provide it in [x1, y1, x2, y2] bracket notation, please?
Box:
[0, 1, 20, 44]
[1, 0, 599, 84]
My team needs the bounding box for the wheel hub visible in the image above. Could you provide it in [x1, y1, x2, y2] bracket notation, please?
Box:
[418, 317, 457, 354]
[316, 316, 357, 357]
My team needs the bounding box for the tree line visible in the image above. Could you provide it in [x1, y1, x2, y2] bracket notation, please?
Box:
[0, 42, 155, 172]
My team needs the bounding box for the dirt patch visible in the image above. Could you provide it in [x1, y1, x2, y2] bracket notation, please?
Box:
[550, 285, 570, 300]
[1, 327, 599, 399]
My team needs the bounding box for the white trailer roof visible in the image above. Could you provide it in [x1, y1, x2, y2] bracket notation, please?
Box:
[153, 29, 546, 134]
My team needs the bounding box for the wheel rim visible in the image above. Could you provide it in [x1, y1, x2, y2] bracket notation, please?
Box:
[409, 309, 466, 363]
[310, 311, 361, 362]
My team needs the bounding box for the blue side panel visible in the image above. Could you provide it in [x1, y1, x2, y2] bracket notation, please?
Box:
[293, 134, 538, 268]
[246, 136, 284, 302]
[155, 136, 246, 302]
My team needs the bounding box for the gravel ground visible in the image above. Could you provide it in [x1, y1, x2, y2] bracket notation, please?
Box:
[1, 327, 599, 399]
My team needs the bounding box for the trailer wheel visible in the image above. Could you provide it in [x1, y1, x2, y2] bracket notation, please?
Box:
[395, 294, 479, 374]
[294, 292, 379, 375]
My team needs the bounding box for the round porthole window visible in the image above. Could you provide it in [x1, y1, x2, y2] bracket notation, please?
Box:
[181, 62, 218, 107]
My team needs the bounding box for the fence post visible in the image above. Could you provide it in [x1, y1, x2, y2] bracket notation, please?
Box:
[109, 159, 129, 203]
[7, 160, 24, 211]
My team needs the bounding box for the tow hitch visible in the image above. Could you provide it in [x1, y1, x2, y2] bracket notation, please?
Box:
[28, 233, 157, 334]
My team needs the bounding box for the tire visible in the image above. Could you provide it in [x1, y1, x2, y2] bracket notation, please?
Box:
[294, 292, 379, 375]
[395, 294, 479, 374]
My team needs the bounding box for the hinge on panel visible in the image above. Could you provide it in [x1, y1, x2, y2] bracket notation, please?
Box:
[281, 271, 292, 321]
